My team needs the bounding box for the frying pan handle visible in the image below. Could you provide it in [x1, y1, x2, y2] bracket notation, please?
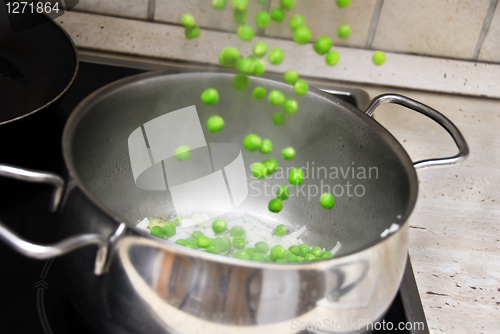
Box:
[365, 94, 469, 170]
[0, 164, 109, 275]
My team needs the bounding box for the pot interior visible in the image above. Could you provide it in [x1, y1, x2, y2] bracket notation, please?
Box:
[65, 72, 417, 257]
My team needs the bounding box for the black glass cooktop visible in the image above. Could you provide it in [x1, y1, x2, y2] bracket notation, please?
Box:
[0, 61, 429, 334]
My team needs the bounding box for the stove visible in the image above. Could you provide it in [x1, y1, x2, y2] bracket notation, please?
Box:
[0, 60, 429, 334]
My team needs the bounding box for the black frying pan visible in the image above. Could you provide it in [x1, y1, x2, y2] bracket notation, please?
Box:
[0, 5, 78, 125]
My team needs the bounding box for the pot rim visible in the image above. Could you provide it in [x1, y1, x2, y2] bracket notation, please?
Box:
[62, 69, 418, 266]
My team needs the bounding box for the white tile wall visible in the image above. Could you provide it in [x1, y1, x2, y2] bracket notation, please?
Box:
[264, 0, 378, 48]
[479, 3, 500, 62]
[72, 0, 150, 20]
[63, 0, 500, 64]
[372, 0, 491, 59]
[154, 0, 264, 32]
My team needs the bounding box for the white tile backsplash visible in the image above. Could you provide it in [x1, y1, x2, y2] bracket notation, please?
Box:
[62, 0, 500, 65]
[154, 0, 264, 32]
[72, 0, 150, 19]
[264, 0, 378, 48]
[479, 3, 500, 62]
[372, 0, 491, 59]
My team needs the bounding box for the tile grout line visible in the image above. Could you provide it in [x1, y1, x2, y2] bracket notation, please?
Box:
[147, 0, 155, 21]
[365, 0, 384, 49]
[472, 0, 498, 60]
[256, 0, 273, 37]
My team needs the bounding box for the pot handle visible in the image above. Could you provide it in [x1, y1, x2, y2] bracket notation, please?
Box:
[0, 164, 109, 275]
[364, 94, 469, 170]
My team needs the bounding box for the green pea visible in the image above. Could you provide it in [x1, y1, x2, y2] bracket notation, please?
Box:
[252, 162, 268, 178]
[219, 237, 232, 252]
[213, 0, 227, 9]
[294, 26, 311, 44]
[184, 26, 200, 39]
[233, 236, 246, 249]
[175, 239, 188, 246]
[270, 8, 285, 22]
[272, 113, 286, 126]
[234, 251, 251, 260]
[284, 70, 299, 84]
[268, 48, 285, 65]
[283, 98, 298, 114]
[232, 0, 248, 10]
[294, 80, 308, 95]
[243, 248, 255, 256]
[297, 255, 304, 262]
[212, 219, 227, 233]
[252, 87, 267, 100]
[288, 168, 305, 185]
[205, 243, 221, 254]
[192, 231, 204, 240]
[299, 244, 310, 257]
[174, 145, 191, 161]
[181, 14, 196, 28]
[233, 73, 249, 89]
[281, 147, 296, 160]
[275, 224, 287, 236]
[207, 115, 225, 133]
[260, 139, 273, 154]
[236, 57, 255, 74]
[233, 9, 247, 24]
[314, 36, 333, 55]
[289, 245, 300, 255]
[320, 193, 335, 209]
[244, 133, 262, 151]
[271, 245, 286, 260]
[326, 51, 340, 66]
[239, 249, 251, 258]
[256, 10, 271, 28]
[304, 253, 316, 261]
[277, 185, 290, 200]
[372, 51, 386, 65]
[254, 241, 270, 254]
[219, 47, 241, 67]
[201, 88, 219, 105]
[336, 0, 350, 8]
[276, 258, 288, 263]
[230, 226, 245, 237]
[289, 14, 306, 31]
[253, 59, 266, 76]
[264, 254, 273, 262]
[321, 251, 334, 259]
[253, 41, 268, 57]
[237, 25, 255, 41]
[269, 198, 283, 213]
[197, 236, 212, 248]
[280, 0, 295, 10]
[263, 158, 279, 173]
[252, 253, 266, 261]
[213, 237, 224, 250]
[285, 252, 298, 262]
[185, 238, 199, 249]
[337, 25, 351, 39]
[150, 226, 163, 237]
[310, 246, 322, 258]
[162, 222, 176, 237]
[268, 90, 285, 105]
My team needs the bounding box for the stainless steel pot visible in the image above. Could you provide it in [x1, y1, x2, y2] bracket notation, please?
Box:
[0, 71, 468, 334]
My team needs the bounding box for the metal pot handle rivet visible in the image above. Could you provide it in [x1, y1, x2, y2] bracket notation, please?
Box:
[0, 164, 109, 275]
[365, 94, 469, 170]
